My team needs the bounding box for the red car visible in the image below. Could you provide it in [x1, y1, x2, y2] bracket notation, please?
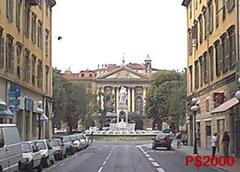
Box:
[152, 133, 173, 150]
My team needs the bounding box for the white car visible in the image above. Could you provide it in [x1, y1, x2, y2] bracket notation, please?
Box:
[34, 140, 55, 167]
[20, 141, 42, 171]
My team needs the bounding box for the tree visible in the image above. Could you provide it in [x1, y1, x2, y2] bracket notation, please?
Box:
[145, 70, 186, 131]
[52, 68, 96, 133]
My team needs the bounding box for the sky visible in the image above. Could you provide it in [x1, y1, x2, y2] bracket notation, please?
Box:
[52, 0, 187, 73]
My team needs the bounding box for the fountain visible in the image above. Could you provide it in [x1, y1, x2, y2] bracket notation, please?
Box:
[109, 87, 135, 134]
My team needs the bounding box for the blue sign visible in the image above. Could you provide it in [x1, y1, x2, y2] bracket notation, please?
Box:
[8, 84, 21, 112]
[9, 85, 21, 97]
[25, 98, 33, 112]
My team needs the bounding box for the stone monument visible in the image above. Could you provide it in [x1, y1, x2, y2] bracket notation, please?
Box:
[109, 86, 135, 133]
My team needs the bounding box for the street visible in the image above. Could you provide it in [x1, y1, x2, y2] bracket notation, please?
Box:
[43, 141, 223, 172]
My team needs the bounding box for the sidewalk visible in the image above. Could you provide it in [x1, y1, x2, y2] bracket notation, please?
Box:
[172, 141, 240, 172]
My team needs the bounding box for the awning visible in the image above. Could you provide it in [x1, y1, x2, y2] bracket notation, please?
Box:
[211, 97, 239, 114]
[0, 98, 7, 106]
[0, 109, 13, 119]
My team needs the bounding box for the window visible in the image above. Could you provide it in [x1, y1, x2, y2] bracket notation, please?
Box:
[32, 55, 36, 86]
[16, 43, 22, 79]
[45, 29, 49, 57]
[228, 27, 236, 68]
[189, 65, 193, 92]
[203, 7, 208, 39]
[222, 35, 230, 72]
[226, 0, 235, 13]
[215, 41, 223, 76]
[199, 15, 203, 44]
[81, 73, 84, 77]
[209, 47, 214, 81]
[0, 30, 4, 68]
[199, 57, 203, 86]
[203, 53, 209, 83]
[37, 60, 43, 88]
[194, 60, 199, 89]
[215, 0, 219, 28]
[188, 30, 192, 55]
[45, 65, 49, 93]
[6, 35, 14, 73]
[31, 13, 37, 44]
[222, 0, 226, 20]
[6, 0, 13, 23]
[208, 2, 213, 33]
[192, 22, 198, 48]
[37, 21, 43, 49]
[16, 0, 21, 31]
[23, 49, 30, 82]
[24, 6, 30, 37]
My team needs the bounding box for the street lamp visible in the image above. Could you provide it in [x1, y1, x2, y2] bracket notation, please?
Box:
[190, 98, 199, 154]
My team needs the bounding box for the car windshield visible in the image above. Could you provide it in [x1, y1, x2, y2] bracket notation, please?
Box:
[51, 140, 60, 146]
[21, 143, 31, 153]
[36, 141, 46, 150]
[156, 133, 166, 139]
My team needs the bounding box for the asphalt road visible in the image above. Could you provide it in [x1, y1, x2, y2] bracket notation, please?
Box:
[43, 141, 225, 172]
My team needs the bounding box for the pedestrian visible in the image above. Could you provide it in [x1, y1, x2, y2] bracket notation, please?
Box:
[222, 131, 230, 156]
[211, 133, 217, 156]
[176, 131, 182, 148]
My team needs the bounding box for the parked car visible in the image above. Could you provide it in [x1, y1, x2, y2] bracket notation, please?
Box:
[53, 135, 74, 155]
[20, 141, 42, 171]
[152, 132, 173, 150]
[0, 124, 22, 172]
[34, 140, 55, 167]
[78, 134, 89, 149]
[49, 139, 66, 160]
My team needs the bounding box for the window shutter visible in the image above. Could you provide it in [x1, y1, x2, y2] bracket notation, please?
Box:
[231, 32, 236, 68]
[6, 0, 9, 18]
[11, 44, 14, 73]
[0, 38, 4, 68]
[219, 43, 223, 73]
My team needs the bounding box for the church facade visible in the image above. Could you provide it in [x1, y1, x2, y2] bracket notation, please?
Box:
[62, 56, 159, 129]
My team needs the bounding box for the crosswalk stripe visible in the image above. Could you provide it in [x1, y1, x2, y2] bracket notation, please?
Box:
[156, 168, 166, 172]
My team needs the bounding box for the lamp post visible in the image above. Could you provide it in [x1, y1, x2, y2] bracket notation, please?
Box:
[191, 98, 199, 154]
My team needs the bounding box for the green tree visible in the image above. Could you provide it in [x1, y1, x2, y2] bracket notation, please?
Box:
[52, 68, 96, 133]
[145, 70, 186, 131]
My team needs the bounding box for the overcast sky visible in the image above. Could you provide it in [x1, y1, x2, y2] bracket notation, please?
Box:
[52, 0, 187, 73]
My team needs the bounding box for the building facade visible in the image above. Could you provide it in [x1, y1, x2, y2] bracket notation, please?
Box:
[62, 57, 158, 129]
[0, 0, 55, 140]
[182, 0, 240, 157]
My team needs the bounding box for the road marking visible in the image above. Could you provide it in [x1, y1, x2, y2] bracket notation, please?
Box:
[156, 168, 165, 172]
[148, 157, 154, 161]
[97, 166, 103, 172]
[152, 162, 160, 167]
[145, 154, 150, 157]
[103, 160, 107, 165]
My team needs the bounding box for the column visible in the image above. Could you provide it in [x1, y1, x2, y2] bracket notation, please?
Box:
[132, 87, 135, 112]
[143, 87, 147, 109]
[128, 87, 131, 112]
[100, 87, 104, 110]
[116, 87, 119, 123]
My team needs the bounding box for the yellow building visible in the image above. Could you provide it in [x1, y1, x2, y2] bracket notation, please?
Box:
[0, 0, 56, 140]
[182, 0, 240, 157]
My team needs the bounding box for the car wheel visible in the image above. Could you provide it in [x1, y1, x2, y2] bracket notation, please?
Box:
[51, 156, 55, 164]
[37, 163, 42, 172]
[46, 158, 50, 167]
[167, 146, 171, 150]
[152, 145, 156, 150]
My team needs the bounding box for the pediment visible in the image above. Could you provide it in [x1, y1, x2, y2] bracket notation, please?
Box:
[97, 65, 148, 80]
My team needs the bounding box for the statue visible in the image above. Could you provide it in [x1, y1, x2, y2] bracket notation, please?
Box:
[119, 87, 127, 105]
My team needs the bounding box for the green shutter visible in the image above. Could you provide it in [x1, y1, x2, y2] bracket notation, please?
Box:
[0, 38, 4, 68]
